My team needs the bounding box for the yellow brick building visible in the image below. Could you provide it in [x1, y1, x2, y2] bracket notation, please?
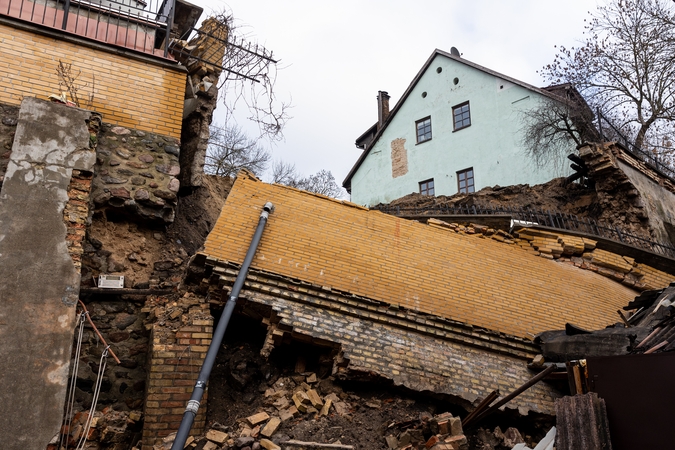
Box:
[0, 22, 185, 138]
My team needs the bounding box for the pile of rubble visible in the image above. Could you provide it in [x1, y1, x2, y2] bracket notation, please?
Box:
[157, 373, 357, 450]
[49, 408, 143, 450]
[155, 373, 476, 450]
[382, 412, 468, 449]
[154, 370, 477, 450]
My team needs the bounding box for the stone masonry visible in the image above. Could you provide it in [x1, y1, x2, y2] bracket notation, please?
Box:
[92, 123, 181, 223]
[174, 16, 227, 188]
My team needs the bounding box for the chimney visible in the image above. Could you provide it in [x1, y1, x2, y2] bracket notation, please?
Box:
[377, 91, 390, 129]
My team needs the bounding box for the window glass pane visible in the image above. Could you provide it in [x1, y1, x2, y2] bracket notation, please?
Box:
[416, 117, 432, 142]
[457, 167, 474, 193]
[453, 103, 471, 130]
[420, 179, 434, 196]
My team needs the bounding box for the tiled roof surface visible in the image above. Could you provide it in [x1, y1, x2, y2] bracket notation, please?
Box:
[202, 172, 637, 339]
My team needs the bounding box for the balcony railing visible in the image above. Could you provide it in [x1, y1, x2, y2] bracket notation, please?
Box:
[0, 0, 175, 57]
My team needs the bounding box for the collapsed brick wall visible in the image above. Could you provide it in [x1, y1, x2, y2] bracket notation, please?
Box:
[0, 22, 186, 138]
[201, 171, 636, 339]
[141, 294, 213, 449]
[198, 261, 559, 416]
[515, 227, 674, 290]
[579, 142, 675, 246]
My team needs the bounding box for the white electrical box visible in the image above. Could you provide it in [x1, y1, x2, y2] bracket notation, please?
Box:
[98, 275, 124, 289]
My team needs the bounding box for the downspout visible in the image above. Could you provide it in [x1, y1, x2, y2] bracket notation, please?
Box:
[170, 202, 275, 450]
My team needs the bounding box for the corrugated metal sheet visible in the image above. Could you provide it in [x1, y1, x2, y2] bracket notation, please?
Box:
[555, 392, 612, 450]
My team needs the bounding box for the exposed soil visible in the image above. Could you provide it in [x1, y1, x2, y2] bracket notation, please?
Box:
[168, 175, 234, 255]
[384, 177, 600, 218]
[82, 175, 233, 289]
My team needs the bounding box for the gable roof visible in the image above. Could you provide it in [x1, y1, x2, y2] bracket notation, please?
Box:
[342, 48, 567, 191]
[201, 171, 635, 339]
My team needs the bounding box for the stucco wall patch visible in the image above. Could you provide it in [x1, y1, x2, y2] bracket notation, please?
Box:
[391, 138, 408, 178]
[0, 97, 97, 450]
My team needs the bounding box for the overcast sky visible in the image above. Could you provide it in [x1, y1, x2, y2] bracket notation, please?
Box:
[196, 0, 597, 188]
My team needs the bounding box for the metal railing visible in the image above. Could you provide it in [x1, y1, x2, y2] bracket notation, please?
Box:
[374, 204, 675, 259]
[596, 110, 675, 182]
[0, 0, 175, 56]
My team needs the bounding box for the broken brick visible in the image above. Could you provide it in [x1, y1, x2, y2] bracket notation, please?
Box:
[260, 417, 281, 437]
[246, 412, 270, 426]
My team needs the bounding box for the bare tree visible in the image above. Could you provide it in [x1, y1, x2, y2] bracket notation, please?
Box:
[540, 0, 675, 160]
[521, 86, 598, 170]
[270, 161, 346, 198]
[204, 124, 271, 177]
[270, 160, 300, 185]
[171, 11, 291, 143]
[215, 12, 291, 142]
[295, 170, 345, 198]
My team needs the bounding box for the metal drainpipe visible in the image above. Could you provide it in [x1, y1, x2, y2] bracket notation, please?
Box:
[170, 202, 274, 450]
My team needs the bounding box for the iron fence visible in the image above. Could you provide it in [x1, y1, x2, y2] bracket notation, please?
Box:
[0, 0, 174, 56]
[374, 204, 675, 259]
[596, 110, 675, 181]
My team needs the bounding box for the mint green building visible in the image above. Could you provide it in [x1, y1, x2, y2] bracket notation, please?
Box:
[343, 49, 576, 207]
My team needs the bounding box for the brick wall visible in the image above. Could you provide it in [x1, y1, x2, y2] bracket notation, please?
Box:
[202, 261, 558, 415]
[515, 228, 674, 290]
[0, 22, 185, 138]
[142, 297, 213, 449]
[202, 171, 637, 339]
[63, 113, 99, 269]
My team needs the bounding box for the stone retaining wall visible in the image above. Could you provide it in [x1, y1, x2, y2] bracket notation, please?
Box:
[92, 123, 181, 224]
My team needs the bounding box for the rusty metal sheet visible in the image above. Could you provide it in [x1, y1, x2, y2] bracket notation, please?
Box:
[587, 352, 675, 450]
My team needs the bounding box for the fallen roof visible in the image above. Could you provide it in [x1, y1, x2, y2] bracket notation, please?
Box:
[202, 171, 636, 340]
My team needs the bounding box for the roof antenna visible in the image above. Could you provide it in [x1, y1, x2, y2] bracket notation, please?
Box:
[450, 47, 460, 57]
